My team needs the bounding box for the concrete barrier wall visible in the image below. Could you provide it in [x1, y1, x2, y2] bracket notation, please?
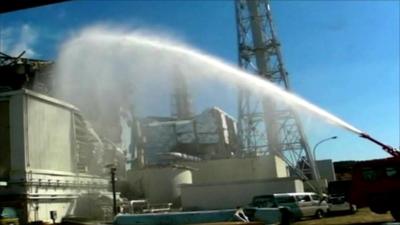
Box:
[128, 167, 192, 206]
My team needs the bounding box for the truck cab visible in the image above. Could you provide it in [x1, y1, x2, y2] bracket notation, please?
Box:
[350, 157, 400, 221]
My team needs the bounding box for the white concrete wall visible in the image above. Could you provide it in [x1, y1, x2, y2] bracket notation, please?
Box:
[181, 178, 304, 210]
[26, 96, 73, 172]
[28, 199, 74, 223]
[183, 155, 288, 184]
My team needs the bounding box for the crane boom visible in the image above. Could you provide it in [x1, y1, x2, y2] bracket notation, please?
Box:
[360, 133, 400, 157]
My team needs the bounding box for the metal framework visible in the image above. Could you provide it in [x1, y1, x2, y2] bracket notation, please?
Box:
[235, 0, 320, 184]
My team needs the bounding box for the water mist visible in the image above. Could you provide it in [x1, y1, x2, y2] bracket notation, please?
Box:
[53, 26, 362, 140]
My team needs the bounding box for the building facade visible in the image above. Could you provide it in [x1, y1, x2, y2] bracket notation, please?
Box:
[0, 90, 114, 223]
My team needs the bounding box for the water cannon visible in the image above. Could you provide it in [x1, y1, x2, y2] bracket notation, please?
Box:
[360, 133, 400, 158]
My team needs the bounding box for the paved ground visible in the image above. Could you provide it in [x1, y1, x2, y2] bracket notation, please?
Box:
[60, 208, 397, 225]
[294, 208, 397, 225]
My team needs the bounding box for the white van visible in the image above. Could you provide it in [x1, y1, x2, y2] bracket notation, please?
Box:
[250, 192, 329, 220]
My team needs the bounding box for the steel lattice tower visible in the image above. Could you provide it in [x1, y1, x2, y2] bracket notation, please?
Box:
[235, 0, 320, 185]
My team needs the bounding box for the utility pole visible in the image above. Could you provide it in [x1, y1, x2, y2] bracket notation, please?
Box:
[235, 0, 321, 188]
[110, 166, 117, 216]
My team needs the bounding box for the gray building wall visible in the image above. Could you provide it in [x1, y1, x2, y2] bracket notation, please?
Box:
[316, 159, 336, 182]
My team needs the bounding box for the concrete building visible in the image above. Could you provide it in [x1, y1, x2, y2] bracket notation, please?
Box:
[0, 89, 114, 223]
[127, 166, 192, 206]
[178, 155, 303, 210]
[316, 159, 336, 182]
[184, 155, 289, 184]
[301, 159, 336, 192]
[181, 178, 304, 210]
[137, 107, 240, 165]
[126, 154, 304, 210]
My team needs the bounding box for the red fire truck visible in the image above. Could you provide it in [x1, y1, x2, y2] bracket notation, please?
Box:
[350, 133, 400, 221]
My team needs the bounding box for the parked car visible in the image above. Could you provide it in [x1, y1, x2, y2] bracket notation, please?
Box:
[327, 180, 357, 214]
[0, 207, 19, 225]
[327, 195, 357, 214]
[250, 192, 329, 221]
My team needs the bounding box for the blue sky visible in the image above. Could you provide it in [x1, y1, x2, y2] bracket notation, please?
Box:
[0, 1, 398, 161]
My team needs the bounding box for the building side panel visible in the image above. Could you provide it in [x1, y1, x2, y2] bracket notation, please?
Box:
[26, 97, 73, 172]
[9, 94, 26, 179]
[0, 101, 10, 179]
[274, 155, 289, 177]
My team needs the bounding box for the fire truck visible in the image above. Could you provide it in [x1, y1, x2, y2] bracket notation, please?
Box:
[350, 133, 400, 221]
